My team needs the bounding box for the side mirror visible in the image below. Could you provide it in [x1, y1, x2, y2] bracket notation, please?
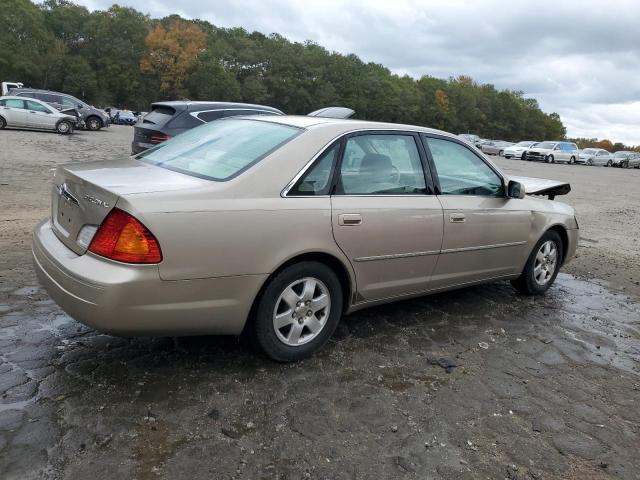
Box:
[77, 104, 84, 109]
[507, 180, 525, 199]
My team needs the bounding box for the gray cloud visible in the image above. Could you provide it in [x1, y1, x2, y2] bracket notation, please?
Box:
[78, 0, 640, 144]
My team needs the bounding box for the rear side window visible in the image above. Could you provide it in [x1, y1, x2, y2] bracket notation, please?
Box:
[167, 111, 201, 129]
[337, 134, 427, 195]
[143, 106, 176, 126]
[197, 110, 225, 123]
[288, 144, 340, 196]
[137, 119, 301, 181]
[5, 99, 24, 109]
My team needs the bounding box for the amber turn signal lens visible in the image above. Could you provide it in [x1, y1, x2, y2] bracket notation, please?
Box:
[88, 208, 162, 264]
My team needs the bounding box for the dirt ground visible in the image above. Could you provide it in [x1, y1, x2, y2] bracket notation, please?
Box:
[0, 126, 639, 479]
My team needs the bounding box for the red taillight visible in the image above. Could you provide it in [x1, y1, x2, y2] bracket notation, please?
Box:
[150, 133, 170, 144]
[88, 209, 162, 264]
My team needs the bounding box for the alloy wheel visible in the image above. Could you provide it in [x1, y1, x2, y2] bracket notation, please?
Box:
[534, 240, 557, 286]
[273, 277, 331, 346]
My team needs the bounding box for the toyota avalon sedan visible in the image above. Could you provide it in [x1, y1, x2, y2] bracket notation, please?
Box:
[33, 116, 579, 361]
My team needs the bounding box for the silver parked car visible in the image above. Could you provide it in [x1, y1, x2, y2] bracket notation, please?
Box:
[480, 140, 514, 156]
[524, 141, 579, 164]
[0, 96, 76, 134]
[576, 148, 612, 166]
[611, 151, 640, 168]
[33, 116, 579, 361]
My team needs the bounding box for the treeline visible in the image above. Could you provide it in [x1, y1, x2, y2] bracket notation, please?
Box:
[567, 138, 640, 153]
[2, 0, 569, 141]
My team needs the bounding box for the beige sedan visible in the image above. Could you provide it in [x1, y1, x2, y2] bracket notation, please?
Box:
[33, 116, 579, 361]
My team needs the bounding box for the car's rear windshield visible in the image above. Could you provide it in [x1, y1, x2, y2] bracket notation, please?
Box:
[143, 106, 176, 125]
[136, 118, 301, 181]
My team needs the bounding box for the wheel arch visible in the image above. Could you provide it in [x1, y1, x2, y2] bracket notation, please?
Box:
[546, 224, 569, 264]
[242, 251, 355, 336]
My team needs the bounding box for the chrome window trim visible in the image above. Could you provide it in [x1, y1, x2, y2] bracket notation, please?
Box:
[281, 127, 444, 198]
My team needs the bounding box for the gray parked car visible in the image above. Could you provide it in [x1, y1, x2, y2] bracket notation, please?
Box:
[481, 140, 514, 156]
[8, 87, 109, 131]
[576, 148, 612, 166]
[611, 151, 640, 168]
[0, 96, 77, 134]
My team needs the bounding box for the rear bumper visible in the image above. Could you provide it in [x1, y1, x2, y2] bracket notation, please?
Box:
[32, 219, 266, 336]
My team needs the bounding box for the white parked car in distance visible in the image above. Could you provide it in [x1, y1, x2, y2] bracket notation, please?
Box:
[576, 148, 612, 166]
[524, 141, 579, 164]
[503, 141, 538, 160]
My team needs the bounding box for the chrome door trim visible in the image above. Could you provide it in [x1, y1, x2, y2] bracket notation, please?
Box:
[354, 250, 440, 262]
[440, 241, 526, 254]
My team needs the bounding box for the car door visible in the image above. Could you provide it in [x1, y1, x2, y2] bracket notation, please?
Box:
[330, 132, 444, 301]
[25, 99, 55, 129]
[1, 99, 27, 127]
[422, 134, 531, 288]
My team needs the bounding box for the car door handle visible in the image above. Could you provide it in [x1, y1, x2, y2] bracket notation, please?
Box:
[338, 213, 362, 226]
[449, 213, 466, 223]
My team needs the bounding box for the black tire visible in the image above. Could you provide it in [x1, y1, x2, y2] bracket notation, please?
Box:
[606, 159, 612, 167]
[622, 160, 629, 169]
[251, 261, 343, 362]
[511, 230, 564, 295]
[499, 150, 504, 157]
[0, 116, 6, 129]
[569, 156, 576, 165]
[86, 116, 103, 131]
[587, 158, 594, 166]
[546, 155, 554, 163]
[56, 120, 73, 135]
[521, 152, 527, 160]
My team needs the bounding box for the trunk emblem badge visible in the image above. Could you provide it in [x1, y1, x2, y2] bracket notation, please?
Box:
[83, 194, 110, 208]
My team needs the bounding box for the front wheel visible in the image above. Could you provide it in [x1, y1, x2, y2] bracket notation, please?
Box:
[499, 150, 504, 157]
[546, 155, 554, 163]
[56, 120, 73, 135]
[622, 161, 629, 169]
[0, 116, 6, 129]
[251, 261, 343, 362]
[511, 230, 563, 295]
[86, 116, 103, 131]
[569, 156, 576, 164]
[606, 160, 612, 167]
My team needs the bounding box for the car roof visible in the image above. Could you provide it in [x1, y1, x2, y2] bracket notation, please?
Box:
[152, 101, 283, 114]
[0, 95, 44, 102]
[251, 115, 456, 137]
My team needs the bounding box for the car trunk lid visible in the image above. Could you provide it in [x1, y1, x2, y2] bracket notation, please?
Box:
[50, 158, 209, 254]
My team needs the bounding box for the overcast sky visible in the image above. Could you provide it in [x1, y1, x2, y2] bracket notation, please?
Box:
[77, 0, 640, 144]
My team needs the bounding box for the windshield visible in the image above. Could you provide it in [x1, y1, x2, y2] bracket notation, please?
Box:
[614, 151, 630, 158]
[535, 142, 555, 149]
[137, 119, 301, 181]
[582, 148, 597, 154]
[515, 141, 533, 147]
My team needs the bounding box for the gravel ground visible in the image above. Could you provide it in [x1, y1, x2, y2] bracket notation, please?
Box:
[0, 126, 639, 479]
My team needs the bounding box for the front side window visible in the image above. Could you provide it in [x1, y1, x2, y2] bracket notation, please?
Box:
[26, 100, 49, 113]
[337, 134, 427, 195]
[288, 144, 340, 196]
[425, 136, 504, 196]
[137, 118, 301, 181]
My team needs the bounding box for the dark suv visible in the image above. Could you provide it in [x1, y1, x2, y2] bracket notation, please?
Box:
[132, 101, 284, 153]
[8, 88, 110, 131]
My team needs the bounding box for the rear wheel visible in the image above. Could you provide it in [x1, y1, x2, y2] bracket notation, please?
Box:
[0, 116, 6, 129]
[521, 152, 527, 160]
[56, 120, 73, 135]
[511, 230, 563, 295]
[606, 159, 612, 167]
[251, 261, 343, 362]
[499, 150, 504, 157]
[622, 160, 629, 169]
[569, 156, 576, 164]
